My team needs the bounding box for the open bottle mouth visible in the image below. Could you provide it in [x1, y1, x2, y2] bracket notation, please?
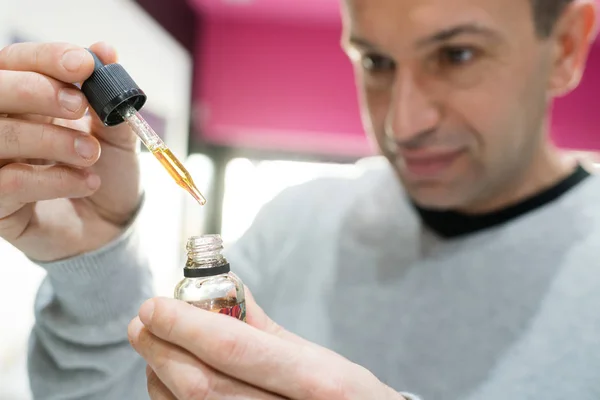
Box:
[186, 234, 226, 267]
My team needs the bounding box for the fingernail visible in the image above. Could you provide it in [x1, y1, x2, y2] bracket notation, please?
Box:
[74, 137, 98, 160]
[58, 88, 83, 112]
[86, 174, 100, 190]
[127, 317, 144, 343]
[139, 299, 155, 325]
[61, 49, 86, 72]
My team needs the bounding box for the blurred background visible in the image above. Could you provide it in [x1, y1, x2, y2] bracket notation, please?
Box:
[1, 0, 599, 398]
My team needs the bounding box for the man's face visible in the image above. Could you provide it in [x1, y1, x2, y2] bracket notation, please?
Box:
[342, 0, 566, 210]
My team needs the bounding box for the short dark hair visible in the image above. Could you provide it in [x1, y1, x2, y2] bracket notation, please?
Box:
[531, 0, 575, 37]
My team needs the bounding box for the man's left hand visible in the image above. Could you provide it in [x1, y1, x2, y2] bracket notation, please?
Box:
[127, 291, 404, 400]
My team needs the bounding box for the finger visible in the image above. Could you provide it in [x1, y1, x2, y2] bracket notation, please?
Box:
[0, 203, 33, 242]
[88, 102, 139, 151]
[2, 115, 92, 149]
[52, 114, 92, 134]
[0, 42, 94, 84]
[5, 113, 54, 125]
[139, 297, 360, 400]
[0, 119, 100, 166]
[0, 70, 87, 118]
[129, 318, 285, 400]
[0, 163, 100, 219]
[1, 113, 56, 168]
[147, 368, 176, 400]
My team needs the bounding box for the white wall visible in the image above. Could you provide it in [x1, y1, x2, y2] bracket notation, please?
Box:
[0, 1, 193, 398]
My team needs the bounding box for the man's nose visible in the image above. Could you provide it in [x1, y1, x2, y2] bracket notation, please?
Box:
[385, 70, 441, 145]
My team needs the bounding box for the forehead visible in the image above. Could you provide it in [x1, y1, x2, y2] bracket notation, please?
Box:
[342, 0, 533, 44]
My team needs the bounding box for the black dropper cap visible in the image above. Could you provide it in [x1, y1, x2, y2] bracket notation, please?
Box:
[81, 49, 147, 126]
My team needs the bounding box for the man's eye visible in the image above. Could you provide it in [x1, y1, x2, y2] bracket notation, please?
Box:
[361, 54, 395, 72]
[439, 47, 477, 65]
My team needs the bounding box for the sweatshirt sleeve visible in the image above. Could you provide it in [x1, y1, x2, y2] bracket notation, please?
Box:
[400, 392, 423, 400]
[27, 218, 153, 400]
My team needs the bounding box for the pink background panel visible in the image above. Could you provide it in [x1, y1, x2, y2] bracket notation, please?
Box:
[192, 2, 600, 156]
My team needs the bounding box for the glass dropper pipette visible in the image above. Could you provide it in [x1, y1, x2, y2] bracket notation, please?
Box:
[117, 104, 206, 205]
[81, 49, 206, 206]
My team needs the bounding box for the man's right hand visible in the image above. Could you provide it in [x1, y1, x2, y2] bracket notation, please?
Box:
[0, 42, 143, 262]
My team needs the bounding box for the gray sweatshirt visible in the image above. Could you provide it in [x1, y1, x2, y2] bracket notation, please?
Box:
[27, 157, 600, 399]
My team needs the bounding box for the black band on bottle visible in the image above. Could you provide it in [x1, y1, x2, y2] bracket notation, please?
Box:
[184, 263, 230, 278]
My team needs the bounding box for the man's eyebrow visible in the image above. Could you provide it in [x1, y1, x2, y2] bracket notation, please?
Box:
[344, 23, 500, 51]
[346, 36, 378, 50]
[415, 23, 500, 47]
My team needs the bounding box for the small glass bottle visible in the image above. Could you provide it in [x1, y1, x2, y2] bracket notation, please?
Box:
[174, 234, 246, 322]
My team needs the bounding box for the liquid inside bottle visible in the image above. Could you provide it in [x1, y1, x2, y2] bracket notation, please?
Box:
[174, 234, 246, 322]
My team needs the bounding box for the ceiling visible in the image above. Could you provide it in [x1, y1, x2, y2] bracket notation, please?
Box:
[188, 0, 600, 36]
[187, 0, 341, 24]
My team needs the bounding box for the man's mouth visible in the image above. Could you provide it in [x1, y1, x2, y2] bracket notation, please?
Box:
[397, 149, 464, 179]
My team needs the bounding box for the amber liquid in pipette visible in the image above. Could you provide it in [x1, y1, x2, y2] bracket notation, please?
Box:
[151, 147, 207, 205]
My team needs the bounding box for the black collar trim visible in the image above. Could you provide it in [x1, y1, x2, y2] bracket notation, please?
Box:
[414, 165, 590, 238]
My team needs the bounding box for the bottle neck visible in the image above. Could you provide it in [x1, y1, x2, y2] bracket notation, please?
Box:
[184, 234, 229, 277]
[183, 262, 230, 278]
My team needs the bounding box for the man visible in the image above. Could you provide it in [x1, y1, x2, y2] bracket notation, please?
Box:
[0, 0, 599, 398]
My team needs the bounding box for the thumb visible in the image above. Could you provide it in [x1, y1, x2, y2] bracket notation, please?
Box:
[244, 286, 347, 360]
[88, 41, 119, 65]
[243, 286, 280, 332]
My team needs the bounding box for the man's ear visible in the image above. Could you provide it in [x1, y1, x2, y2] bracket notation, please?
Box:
[547, 0, 598, 97]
